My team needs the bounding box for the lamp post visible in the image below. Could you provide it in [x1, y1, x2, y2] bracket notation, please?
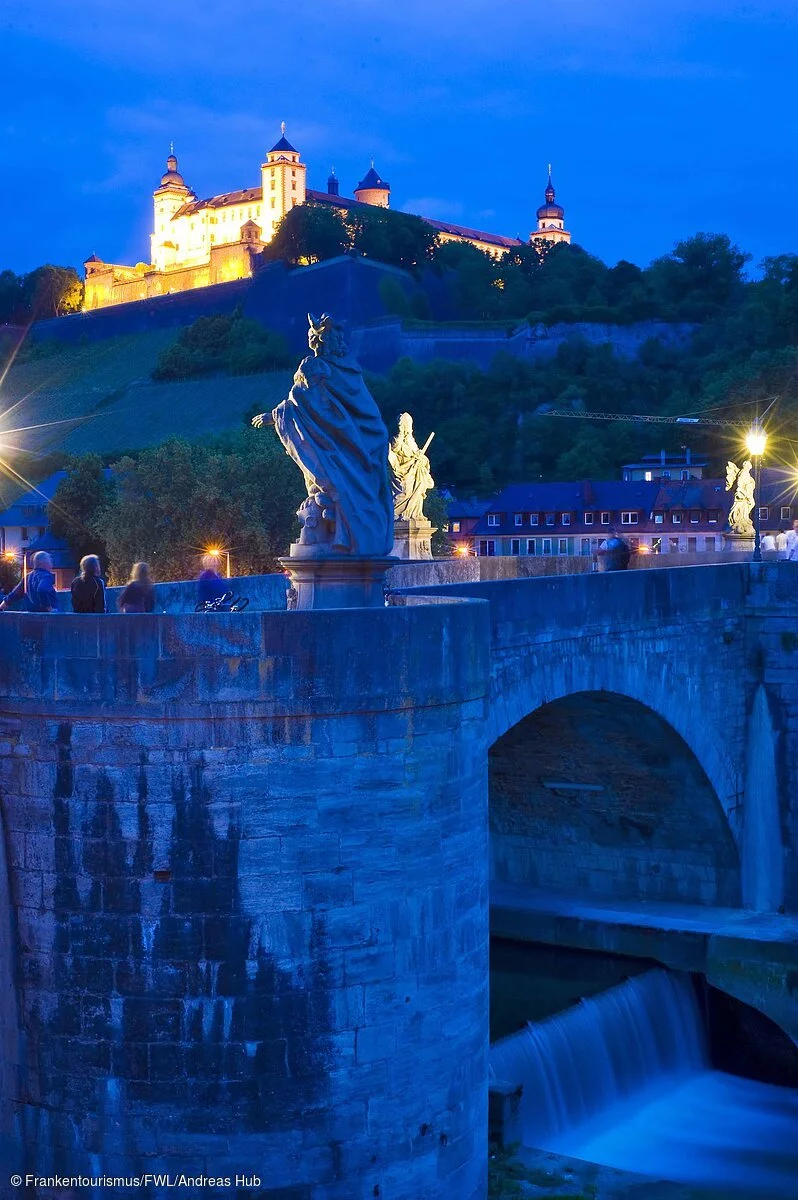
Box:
[746, 422, 767, 563]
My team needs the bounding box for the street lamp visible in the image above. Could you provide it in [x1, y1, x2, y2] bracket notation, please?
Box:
[206, 545, 231, 579]
[746, 422, 767, 563]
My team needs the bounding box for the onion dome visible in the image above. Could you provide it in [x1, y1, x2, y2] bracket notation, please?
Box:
[327, 167, 340, 196]
[537, 170, 564, 221]
[159, 152, 187, 188]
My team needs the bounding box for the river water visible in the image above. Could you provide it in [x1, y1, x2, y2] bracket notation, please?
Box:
[490, 967, 798, 1196]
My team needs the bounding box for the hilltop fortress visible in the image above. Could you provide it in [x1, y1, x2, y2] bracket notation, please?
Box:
[83, 126, 570, 310]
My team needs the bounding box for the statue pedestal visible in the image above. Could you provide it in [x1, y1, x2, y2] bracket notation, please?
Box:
[280, 548, 397, 610]
[392, 517, 435, 560]
[725, 531, 755, 554]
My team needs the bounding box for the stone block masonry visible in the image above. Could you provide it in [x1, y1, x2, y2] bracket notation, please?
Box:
[0, 602, 491, 1198]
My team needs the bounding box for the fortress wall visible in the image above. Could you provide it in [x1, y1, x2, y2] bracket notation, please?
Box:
[0, 602, 491, 1198]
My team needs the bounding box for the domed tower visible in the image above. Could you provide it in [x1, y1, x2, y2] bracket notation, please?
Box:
[151, 149, 195, 270]
[354, 162, 390, 208]
[327, 167, 339, 197]
[532, 166, 571, 245]
[260, 123, 307, 238]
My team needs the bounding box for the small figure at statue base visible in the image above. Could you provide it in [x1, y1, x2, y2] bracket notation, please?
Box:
[392, 517, 435, 560]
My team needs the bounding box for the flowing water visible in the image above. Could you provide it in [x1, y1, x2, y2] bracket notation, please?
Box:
[490, 968, 798, 1196]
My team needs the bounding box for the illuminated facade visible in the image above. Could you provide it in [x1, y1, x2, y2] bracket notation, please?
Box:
[84, 128, 571, 310]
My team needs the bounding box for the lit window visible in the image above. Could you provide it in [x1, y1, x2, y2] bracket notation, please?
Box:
[271, 198, 276, 209]
[621, 511, 638, 525]
[781, 506, 791, 520]
[271, 180, 276, 190]
[487, 514, 500, 527]
[562, 513, 571, 526]
[644, 470, 652, 481]
[514, 513, 523, 526]
[452, 521, 460, 533]
[600, 512, 610, 525]
[672, 513, 682, 524]
[584, 512, 594, 525]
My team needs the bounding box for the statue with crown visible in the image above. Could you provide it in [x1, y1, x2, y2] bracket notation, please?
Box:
[252, 314, 395, 608]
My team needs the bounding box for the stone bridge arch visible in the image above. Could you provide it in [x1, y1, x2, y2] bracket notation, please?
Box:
[486, 636, 743, 853]
[489, 689, 741, 908]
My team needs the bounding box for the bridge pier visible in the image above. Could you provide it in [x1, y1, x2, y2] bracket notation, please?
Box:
[0, 604, 490, 1197]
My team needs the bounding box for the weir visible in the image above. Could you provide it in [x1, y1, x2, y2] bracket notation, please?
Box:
[490, 968, 798, 1195]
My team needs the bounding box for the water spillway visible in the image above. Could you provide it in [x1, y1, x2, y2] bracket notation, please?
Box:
[490, 968, 798, 1195]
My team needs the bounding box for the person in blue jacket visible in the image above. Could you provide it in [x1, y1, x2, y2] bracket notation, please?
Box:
[0, 551, 59, 612]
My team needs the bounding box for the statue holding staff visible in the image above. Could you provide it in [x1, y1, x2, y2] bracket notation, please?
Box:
[726, 459, 755, 537]
[389, 412, 435, 521]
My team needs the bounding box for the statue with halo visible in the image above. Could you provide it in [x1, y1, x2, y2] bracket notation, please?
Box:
[725, 459, 755, 538]
[388, 412, 436, 559]
[252, 313, 394, 607]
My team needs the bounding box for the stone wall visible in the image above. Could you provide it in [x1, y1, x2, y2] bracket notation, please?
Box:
[0, 601, 491, 1196]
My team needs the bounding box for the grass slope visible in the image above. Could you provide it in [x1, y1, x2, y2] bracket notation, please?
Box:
[0, 330, 292, 458]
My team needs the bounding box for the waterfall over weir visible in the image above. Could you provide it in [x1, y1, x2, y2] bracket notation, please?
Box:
[490, 968, 705, 1144]
[491, 968, 798, 1195]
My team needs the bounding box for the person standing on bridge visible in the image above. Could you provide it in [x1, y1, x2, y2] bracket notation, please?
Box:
[0, 550, 59, 612]
[785, 519, 798, 561]
[71, 555, 107, 613]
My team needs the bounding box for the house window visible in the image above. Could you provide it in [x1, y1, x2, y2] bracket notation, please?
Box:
[558, 538, 568, 555]
[759, 507, 768, 521]
[562, 513, 571, 526]
[708, 509, 719, 523]
[526, 538, 536, 555]
[451, 521, 461, 533]
[781, 506, 791, 520]
[580, 538, 591, 556]
[652, 538, 662, 554]
[621, 511, 638, 525]
[292, 182, 296, 191]
[654, 512, 664, 524]
[680, 470, 690, 480]
[510, 538, 521, 556]
[487, 513, 500, 527]
[661, 470, 671, 479]
[514, 513, 523, 526]
[600, 512, 610, 525]
[271, 198, 276, 209]
[530, 514, 539, 526]
[584, 512, 594, 525]
[687, 537, 697, 552]
[542, 537, 552, 554]
[479, 539, 496, 556]
[644, 470, 652, 481]
[689, 511, 700, 524]
[545, 513, 555, 527]
[271, 180, 276, 190]
[669, 537, 680, 551]
[705, 536, 716, 551]
[672, 513, 682, 524]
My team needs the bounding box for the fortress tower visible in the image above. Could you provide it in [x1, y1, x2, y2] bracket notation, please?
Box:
[151, 150, 196, 271]
[354, 161, 391, 208]
[532, 167, 571, 245]
[261, 123, 307, 238]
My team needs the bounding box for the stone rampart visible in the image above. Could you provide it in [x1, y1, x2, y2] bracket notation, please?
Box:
[0, 601, 490, 1197]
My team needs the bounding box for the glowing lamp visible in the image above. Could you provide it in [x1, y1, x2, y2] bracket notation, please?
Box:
[206, 546, 221, 558]
[454, 543, 470, 557]
[746, 425, 767, 457]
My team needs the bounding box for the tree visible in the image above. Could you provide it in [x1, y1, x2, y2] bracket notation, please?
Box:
[86, 430, 303, 584]
[646, 233, 751, 314]
[0, 271, 22, 323]
[346, 207, 438, 272]
[263, 202, 350, 266]
[21, 265, 83, 318]
[48, 454, 115, 569]
[152, 311, 291, 380]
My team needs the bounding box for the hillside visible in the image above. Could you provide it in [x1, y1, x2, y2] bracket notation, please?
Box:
[0, 330, 292, 459]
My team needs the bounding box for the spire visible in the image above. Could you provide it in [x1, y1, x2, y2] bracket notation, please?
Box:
[269, 122, 298, 154]
[281, 121, 286, 137]
[327, 166, 339, 196]
[545, 165, 555, 204]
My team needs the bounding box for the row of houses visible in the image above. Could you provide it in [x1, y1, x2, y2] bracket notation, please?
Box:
[448, 455, 798, 557]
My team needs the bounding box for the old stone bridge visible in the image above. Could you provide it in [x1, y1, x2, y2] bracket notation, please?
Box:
[0, 561, 795, 1198]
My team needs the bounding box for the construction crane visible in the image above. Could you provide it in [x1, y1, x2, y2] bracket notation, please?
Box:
[535, 396, 778, 430]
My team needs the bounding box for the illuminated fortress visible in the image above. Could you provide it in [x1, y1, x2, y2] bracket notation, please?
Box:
[84, 126, 570, 310]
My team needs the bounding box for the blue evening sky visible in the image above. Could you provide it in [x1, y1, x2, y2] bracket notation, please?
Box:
[1, 0, 796, 275]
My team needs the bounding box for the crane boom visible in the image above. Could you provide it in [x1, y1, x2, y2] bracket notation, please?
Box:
[537, 409, 754, 428]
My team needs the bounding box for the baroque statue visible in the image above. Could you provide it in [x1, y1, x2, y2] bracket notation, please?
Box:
[252, 314, 393, 558]
[389, 412, 435, 522]
[725, 459, 755, 536]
